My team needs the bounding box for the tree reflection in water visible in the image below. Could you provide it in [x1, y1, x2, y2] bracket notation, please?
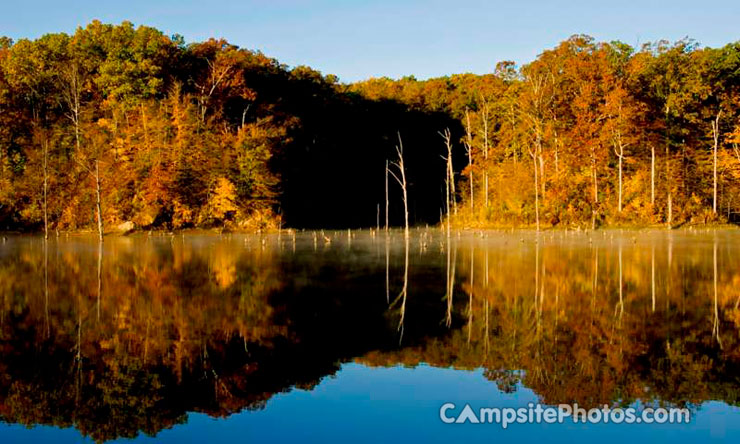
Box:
[1, 229, 740, 442]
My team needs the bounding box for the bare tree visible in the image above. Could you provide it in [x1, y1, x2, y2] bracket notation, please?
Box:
[529, 145, 541, 231]
[42, 135, 49, 240]
[58, 61, 83, 151]
[464, 109, 474, 212]
[196, 57, 234, 124]
[666, 145, 672, 227]
[388, 133, 409, 238]
[75, 154, 104, 242]
[611, 121, 629, 213]
[480, 95, 490, 208]
[650, 145, 655, 207]
[440, 128, 457, 216]
[385, 160, 389, 232]
[93, 161, 103, 242]
[712, 110, 722, 214]
[521, 74, 548, 231]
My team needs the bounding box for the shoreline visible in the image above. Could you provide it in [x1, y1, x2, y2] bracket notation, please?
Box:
[3, 222, 738, 238]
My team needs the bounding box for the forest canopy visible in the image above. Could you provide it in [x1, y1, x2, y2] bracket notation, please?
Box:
[1, 22, 740, 232]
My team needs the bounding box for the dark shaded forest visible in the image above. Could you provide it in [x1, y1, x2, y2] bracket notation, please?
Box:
[2, 21, 740, 233]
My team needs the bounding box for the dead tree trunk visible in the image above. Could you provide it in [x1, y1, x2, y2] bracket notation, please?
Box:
[385, 160, 389, 231]
[712, 110, 722, 215]
[197, 59, 233, 124]
[481, 99, 489, 209]
[389, 133, 409, 239]
[530, 148, 540, 231]
[666, 144, 672, 227]
[444, 161, 450, 237]
[43, 137, 49, 240]
[440, 128, 456, 222]
[60, 62, 82, 152]
[612, 129, 628, 213]
[591, 144, 598, 230]
[464, 110, 474, 212]
[651, 145, 655, 207]
[617, 148, 623, 213]
[95, 160, 103, 242]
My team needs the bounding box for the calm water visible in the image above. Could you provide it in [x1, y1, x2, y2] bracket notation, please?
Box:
[1, 229, 740, 442]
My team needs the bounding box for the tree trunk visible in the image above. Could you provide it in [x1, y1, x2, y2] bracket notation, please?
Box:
[43, 138, 49, 240]
[385, 160, 389, 231]
[553, 120, 560, 176]
[450, 160, 457, 217]
[468, 146, 474, 212]
[445, 164, 450, 237]
[73, 109, 80, 151]
[482, 101, 489, 209]
[712, 110, 722, 215]
[535, 128, 545, 213]
[95, 160, 103, 242]
[390, 133, 409, 238]
[591, 146, 598, 229]
[141, 103, 150, 149]
[531, 151, 540, 231]
[651, 145, 655, 206]
[666, 145, 672, 227]
[441, 128, 456, 218]
[539, 153, 545, 196]
[400, 166, 408, 238]
[613, 137, 625, 214]
[465, 110, 474, 213]
[618, 151, 623, 213]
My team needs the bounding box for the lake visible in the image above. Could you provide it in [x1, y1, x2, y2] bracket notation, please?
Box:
[1, 229, 739, 442]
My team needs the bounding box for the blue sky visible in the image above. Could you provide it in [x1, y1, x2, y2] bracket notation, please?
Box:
[2, 0, 739, 82]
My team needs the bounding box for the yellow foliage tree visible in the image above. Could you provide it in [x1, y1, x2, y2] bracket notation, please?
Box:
[209, 177, 239, 222]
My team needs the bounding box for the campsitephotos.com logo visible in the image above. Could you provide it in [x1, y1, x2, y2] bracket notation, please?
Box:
[439, 403, 691, 428]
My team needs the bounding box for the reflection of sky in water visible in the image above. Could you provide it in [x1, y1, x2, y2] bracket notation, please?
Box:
[2, 363, 739, 443]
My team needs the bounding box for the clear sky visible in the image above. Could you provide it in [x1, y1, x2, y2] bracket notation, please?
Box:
[2, 0, 739, 82]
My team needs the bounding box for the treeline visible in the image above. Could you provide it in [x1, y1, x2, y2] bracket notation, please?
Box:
[0, 22, 291, 233]
[0, 21, 458, 233]
[352, 36, 740, 228]
[2, 24, 740, 232]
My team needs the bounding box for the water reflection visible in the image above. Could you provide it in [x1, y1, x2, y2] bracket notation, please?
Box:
[1, 229, 740, 441]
